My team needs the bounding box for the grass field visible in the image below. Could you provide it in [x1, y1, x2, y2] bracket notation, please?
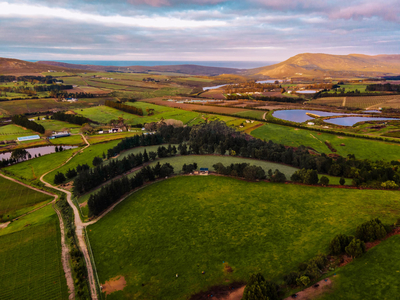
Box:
[87, 176, 400, 300]
[4, 148, 80, 181]
[0, 176, 53, 221]
[233, 110, 265, 119]
[0, 205, 69, 300]
[86, 131, 140, 144]
[251, 123, 400, 161]
[49, 135, 84, 145]
[0, 124, 38, 142]
[36, 119, 81, 134]
[43, 140, 121, 184]
[76, 104, 200, 125]
[319, 234, 400, 300]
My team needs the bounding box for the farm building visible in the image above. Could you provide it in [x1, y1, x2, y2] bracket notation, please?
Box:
[17, 135, 40, 142]
[64, 98, 78, 102]
[199, 168, 209, 175]
[51, 131, 70, 139]
[109, 128, 122, 133]
[307, 122, 315, 126]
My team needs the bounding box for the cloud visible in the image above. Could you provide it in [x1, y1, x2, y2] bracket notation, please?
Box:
[0, 2, 227, 29]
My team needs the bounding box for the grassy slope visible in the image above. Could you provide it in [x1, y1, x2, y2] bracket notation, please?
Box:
[43, 140, 121, 184]
[251, 123, 400, 161]
[0, 124, 38, 142]
[0, 205, 69, 300]
[88, 176, 400, 300]
[319, 235, 400, 300]
[4, 148, 80, 181]
[0, 176, 53, 221]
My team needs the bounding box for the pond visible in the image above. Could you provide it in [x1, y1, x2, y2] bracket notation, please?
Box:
[325, 117, 400, 126]
[296, 90, 319, 94]
[256, 79, 282, 84]
[272, 110, 355, 123]
[0, 145, 77, 160]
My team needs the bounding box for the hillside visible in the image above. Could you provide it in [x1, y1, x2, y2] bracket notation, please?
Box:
[0, 57, 82, 75]
[247, 53, 400, 78]
[37, 61, 243, 76]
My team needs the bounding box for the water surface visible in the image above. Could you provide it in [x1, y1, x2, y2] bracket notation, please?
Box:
[0, 145, 77, 160]
[325, 117, 400, 126]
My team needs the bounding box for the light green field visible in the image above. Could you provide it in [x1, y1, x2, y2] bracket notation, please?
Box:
[43, 140, 121, 184]
[251, 123, 400, 161]
[49, 135, 84, 145]
[88, 176, 400, 300]
[319, 234, 400, 300]
[233, 110, 265, 120]
[0, 205, 69, 300]
[4, 148, 80, 181]
[76, 104, 200, 125]
[0, 124, 38, 142]
[87, 131, 140, 144]
[0, 176, 53, 221]
[36, 118, 81, 134]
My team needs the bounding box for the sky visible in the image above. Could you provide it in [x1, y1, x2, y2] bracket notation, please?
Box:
[0, 0, 399, 62]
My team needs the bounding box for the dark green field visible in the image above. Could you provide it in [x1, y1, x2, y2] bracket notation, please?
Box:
[0, 206, 69, 300]
[0, 176, 53, 221]
[88, 176, 400, 300]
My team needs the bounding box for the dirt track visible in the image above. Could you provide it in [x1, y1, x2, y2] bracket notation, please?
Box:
[39, 134, 99, 299]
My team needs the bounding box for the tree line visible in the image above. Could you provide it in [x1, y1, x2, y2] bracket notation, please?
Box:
[366, 83, 400, 92]
[53, 111, 90, 126]
[12, 115, 45, 134]
[225, 94, 301, 103]
[88, 162, 174, 216]
[105, 100, 144, 116]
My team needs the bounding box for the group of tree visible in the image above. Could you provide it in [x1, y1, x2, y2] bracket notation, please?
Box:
[55, 145, 65, 152]
[51, 91, 95, 99]
[12, 115, 45, 134]
[105, 100, 143, 116]
[87, 162, 174, 216]
[181, 163, 198, 173]
[73, 148, 161, 195]
[53, 163, 89, 184]
[366, 83, 400, 92]
[52, 111, 90, 125]
[213, 162, 266, 181]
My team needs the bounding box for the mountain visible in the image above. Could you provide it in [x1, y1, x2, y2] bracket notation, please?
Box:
[246, 53, 400, 78]
[36, 61, 243, 76]
[0, 57, 82, 74]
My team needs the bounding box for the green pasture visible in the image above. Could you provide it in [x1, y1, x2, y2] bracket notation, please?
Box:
[78, 154, 349, 213]
[36, 118, 81, 134]
[325, 84, 369, 94]
[87, 176, 400, 300]
[43, 140, 121, 184]
[233, 110, 265, 120]
[319, 234, 400, 300]
[251, 123, 400, 161]
[4, 148, 80, 181]
[0, 124, 38, 142]
[0, 205, 69, 299]
[76, 104, 199, 125]
[49, 135, 84, 145]
[87, 131, 140, 144]
[0, 176, 53, 221]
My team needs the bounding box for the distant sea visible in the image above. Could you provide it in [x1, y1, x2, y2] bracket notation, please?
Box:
[29, 60, 278, 69]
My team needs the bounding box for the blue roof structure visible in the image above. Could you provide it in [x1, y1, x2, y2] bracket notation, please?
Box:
[200, 168, 209, 171]
[17, 135, 40, 141]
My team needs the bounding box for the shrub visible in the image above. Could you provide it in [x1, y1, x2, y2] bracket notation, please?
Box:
[296, 276, 310, 287]
[319, 176, 329, 186]
[339, 177, 345, 185]
[381, 180, 399, 189]
[345, 238, 366, 258]
[242, 273, 279, 300]
[356, 218, 387, 242]
[92, 156, 103, 167]
[268, 169, 286, 183]
[283, 271, 300, 286]
[54, 172, 66, 184]
[66, 168, 77, 179]
[329, 234, 353, 255]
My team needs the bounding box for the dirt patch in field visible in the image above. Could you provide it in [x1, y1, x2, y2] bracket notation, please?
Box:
[102, 276, 126, 295]
[80, 201, 88, 208]
[0, 221, 10, 229]
[189, 282, 245, 300]
[284, 278, 334, 300]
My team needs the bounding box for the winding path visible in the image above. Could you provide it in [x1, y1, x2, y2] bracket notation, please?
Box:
[39, 134, 99, 300]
